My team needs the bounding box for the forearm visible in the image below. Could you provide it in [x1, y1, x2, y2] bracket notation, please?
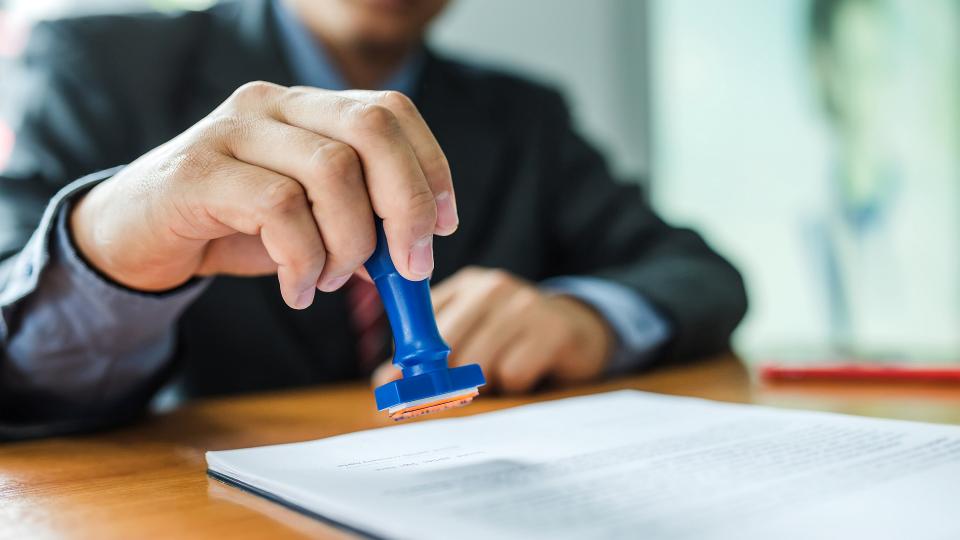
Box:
[1, 173, 207, 435]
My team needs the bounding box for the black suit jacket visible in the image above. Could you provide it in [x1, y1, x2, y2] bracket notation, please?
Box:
[0, 0, 747, 429]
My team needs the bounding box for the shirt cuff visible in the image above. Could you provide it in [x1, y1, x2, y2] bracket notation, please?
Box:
[540, 276, 672, 375]
[1, 169, 209, 405]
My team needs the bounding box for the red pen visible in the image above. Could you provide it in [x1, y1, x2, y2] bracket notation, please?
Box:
[759, 362, 960, 383]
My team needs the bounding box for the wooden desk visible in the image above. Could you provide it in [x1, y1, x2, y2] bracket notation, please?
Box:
[1, 355, 958, 539]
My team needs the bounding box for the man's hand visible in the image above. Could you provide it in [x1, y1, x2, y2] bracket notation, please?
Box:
[71, 83, 458, 308]
[372, 267, 615, 393]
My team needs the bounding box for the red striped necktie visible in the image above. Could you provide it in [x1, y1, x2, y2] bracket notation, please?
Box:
[345, 275, 391, 374]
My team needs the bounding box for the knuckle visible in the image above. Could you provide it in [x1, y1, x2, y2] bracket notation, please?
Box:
[405, 186, 438, 223]
[352, 103, 401, 137]
[485, 269, 516, 292]
[232, 80, 282, 104]
[378, 90, 416, 113]
[258, 179, 307, 217]
[276, 86, 309, 112]
[311, 141, 361, 182]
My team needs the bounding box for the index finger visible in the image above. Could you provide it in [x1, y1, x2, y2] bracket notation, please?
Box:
[267, 87, 437, 280]
[341, 90, 458, 235]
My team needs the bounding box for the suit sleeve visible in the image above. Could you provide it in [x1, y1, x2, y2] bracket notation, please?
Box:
[1, 20, 134, 259]
[541, 92, 748, 363]
[0, 22, 187, 439]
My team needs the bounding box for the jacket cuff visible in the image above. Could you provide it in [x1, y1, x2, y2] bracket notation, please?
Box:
[0, 166, 124, 339]
[1, 166, 208, 404]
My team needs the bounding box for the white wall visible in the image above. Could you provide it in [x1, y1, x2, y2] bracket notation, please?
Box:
[429, 0, 649, 179]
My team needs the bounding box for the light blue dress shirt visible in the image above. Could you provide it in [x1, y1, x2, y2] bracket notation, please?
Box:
[0, 0, 670, 409]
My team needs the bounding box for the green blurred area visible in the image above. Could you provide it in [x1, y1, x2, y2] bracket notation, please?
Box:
[651, 0, 960, 362]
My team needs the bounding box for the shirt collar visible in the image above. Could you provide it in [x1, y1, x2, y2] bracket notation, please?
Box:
[271, 0, 424, 94]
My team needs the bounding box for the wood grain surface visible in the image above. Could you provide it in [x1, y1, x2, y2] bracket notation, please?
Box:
[1, 355, 958, 539]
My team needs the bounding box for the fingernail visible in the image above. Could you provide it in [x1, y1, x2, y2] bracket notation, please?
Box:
[435, 191, 458, 235]
[408, 235, 434, 278]
[319, 273, 351, 292]
[295, 288, 315, 309]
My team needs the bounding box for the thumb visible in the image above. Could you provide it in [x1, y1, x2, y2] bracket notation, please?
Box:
[197, 234, 278, 277]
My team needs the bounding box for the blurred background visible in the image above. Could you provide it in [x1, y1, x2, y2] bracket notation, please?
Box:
[2, 0, 957, 365]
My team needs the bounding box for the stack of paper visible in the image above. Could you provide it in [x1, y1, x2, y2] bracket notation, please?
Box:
[207, 390, 960, 539]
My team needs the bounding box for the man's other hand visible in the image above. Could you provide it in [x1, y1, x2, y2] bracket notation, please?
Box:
[372, 267, 615, 393]
[70, 83, 458, 309]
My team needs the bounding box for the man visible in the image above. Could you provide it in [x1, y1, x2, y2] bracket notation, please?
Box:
[0, 0, 747, 438]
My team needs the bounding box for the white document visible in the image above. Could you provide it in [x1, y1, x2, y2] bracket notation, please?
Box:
[206, 390, 960, 540]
